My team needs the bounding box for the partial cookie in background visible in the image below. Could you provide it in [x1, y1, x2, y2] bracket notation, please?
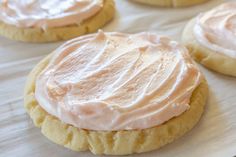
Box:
[182, 2, 236, 77]
[0, 0, 115, 42]
[24, 31, 208, 155]
[131, 0, 209, 7]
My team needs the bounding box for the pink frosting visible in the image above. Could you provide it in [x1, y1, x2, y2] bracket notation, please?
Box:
[0, 0, 103, 29]
[194, 2, 236, 59]
[35, 31, 202, 131]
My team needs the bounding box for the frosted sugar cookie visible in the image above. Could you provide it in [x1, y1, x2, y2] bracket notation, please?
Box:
[131, 0, 209, 7]
[0, 0, 115, 42]
[182, 2, 236, 77]
[24, 30, 208, 155]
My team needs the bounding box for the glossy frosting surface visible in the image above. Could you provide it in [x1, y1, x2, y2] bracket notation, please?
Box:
[194, 2, 236, 58]
[35, 31, 202, 131]
[0, 0, 103, 29]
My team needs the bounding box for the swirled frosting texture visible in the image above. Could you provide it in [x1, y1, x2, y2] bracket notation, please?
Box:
[35, 31, 202, 131]
[0, 0, 103, 29]
[194, 2, 236, 58]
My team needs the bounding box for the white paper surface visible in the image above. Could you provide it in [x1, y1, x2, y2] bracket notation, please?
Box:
[0, 0, 236, 157]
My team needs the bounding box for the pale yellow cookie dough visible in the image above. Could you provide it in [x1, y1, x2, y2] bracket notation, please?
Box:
[0, 0, 115, 43]
[24, 54, 208, 155]
[131, 0, 209, 7]
[182, 19, 236, 77]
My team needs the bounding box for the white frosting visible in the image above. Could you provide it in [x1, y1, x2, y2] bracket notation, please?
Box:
[0, 0, 103, 29]
[35, 31, 202, 131]
[194, 2, 236, 59]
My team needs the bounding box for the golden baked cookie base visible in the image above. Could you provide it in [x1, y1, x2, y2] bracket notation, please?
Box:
[24, 54, 208, 155]
[131, 0, 209, 7]
[182, 19, 236, 77]
[0, 0, 115, 43]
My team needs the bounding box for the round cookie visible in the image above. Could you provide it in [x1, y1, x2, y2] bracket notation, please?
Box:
[182, 3, 236, 77]
[0, 0, 115, 42]
[24, 31, 208, 155]
[131, 0, 209, 7]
